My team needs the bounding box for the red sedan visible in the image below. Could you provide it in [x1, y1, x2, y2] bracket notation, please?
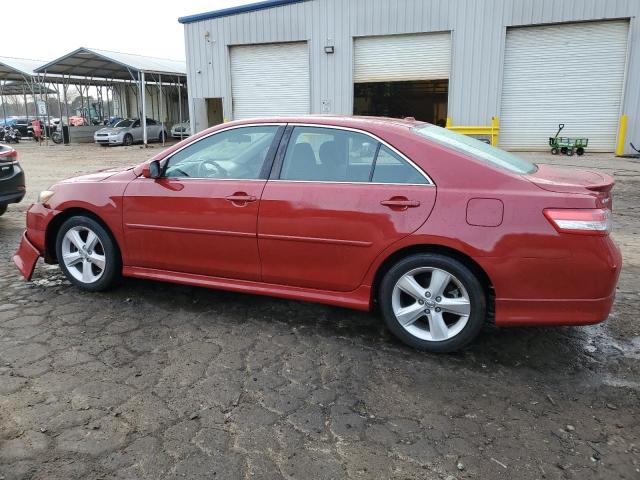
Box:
[13, 116, 621, 352]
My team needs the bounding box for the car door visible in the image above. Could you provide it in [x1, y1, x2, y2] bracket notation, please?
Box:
[130, 119, 143, 142]
[258, 125, 437, 292]
[145, 119, 159, 140]
[123, 124, 284, 280]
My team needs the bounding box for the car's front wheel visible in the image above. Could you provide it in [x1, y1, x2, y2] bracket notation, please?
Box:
[55, 216, 121, 291]
[379, 254, 486, 353]
[123, 134, 133, 146]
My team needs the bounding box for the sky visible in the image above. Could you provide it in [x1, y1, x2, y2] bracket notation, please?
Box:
[8, 0, 256, 62]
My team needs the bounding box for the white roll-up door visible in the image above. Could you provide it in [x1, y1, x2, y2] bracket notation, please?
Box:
[230, 42, 310, 120]
[354, 32, 451, 83]
[500, 20, 629, 151]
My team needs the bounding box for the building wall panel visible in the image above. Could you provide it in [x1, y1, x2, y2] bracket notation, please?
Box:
[183, 0, 640, 153]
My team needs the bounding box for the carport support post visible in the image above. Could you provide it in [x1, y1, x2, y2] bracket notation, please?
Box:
[54, 83, 63, 131]
[63, 81, 70, 128]
[106, 85, 111, 121]
[178, 77, 183, 140]
[140, 71, 147, 146]
[159, 74, 165, 146]
[23, 86, 28, 121]
[1, 81, 7, 127]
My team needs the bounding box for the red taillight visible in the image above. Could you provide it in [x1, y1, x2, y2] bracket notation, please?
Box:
[0, 149, 17, 161]
[543, 208, 611, 236]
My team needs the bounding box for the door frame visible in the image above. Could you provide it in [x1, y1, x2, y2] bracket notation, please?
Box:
[268, 123, 435, 186]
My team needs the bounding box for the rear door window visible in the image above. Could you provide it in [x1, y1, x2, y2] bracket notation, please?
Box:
[279, 126, 429, 185]
[279, 126, 376, 182]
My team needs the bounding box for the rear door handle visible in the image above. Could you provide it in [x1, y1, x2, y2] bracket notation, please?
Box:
[381, 199, 421, 208]
[225, 193, 257, 203]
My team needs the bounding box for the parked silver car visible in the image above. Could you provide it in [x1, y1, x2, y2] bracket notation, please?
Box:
[94, 118, 167, 146]
[171, 121, 190, 139]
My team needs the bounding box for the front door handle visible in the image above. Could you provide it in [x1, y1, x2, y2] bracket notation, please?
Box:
[225, 193, 257, 204]
[381, 198, 421, 209]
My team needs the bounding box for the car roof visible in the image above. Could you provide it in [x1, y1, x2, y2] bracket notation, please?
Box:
[226, 115, 425, 133]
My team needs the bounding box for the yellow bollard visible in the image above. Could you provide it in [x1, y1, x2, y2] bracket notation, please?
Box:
[491, 117, 500, 146]
[616, 114, 628, 156]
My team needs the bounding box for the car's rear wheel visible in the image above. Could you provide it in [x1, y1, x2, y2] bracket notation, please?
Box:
[55, 216, 121, 291]
[379, 254, 486, 353]
[123, 134, 133, 146]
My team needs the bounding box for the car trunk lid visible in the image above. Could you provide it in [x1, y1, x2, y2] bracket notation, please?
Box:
[527, 164, 614, 193]
[527, 164, 614, 209]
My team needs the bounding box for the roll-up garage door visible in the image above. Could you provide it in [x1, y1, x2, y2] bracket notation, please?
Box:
[354, 32, 451, 83]
[230, 42, 310, 120]
[500, 20, 629, 151]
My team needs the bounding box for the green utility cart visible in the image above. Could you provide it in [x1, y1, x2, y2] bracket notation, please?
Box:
[549, 124, 588, 156]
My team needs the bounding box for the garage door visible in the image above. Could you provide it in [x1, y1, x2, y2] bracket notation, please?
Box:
[230, 42, 310, 120]
[354, 32, 451, 83]
[500, 21, 629, 151]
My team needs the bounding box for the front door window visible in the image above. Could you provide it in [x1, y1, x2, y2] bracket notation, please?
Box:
[164, 125, 279, 180]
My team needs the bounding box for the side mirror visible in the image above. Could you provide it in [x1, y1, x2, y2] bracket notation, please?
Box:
[142, 160, 161, 179]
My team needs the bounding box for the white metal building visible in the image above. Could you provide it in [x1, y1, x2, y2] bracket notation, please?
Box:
[180, 0, 640, 153]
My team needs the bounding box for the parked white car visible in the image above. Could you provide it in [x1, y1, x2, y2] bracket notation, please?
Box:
[171, 121, 190, 139]
[94, 118, 167, 146]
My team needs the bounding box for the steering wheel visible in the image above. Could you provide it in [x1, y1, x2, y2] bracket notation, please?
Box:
[198, 159, 228, 178]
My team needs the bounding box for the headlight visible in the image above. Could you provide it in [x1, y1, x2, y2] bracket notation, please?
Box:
[37, 190, 55, 204]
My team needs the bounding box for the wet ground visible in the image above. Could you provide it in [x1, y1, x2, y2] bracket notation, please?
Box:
[0, 142, 638, 479]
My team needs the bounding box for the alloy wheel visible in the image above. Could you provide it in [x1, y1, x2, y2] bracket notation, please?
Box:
[61, 226, 106, 284]
[391, 267, 471, 342]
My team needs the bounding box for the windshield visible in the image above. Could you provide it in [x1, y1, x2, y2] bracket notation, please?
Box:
[412, 124, 537, 174]
[114, 120, 133, 128]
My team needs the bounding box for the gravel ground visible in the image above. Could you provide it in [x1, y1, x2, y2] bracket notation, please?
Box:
[0, 142, 638, 480]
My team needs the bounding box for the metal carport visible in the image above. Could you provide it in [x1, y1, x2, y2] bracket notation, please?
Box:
[34, 47, 188, 145]
[0, 56, 44, 126]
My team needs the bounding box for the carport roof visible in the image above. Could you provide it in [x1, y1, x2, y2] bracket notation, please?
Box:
[0, 81, 55, 95]
[34, 47, 186, 80]
[178, 0, 308, 24]
[0, 56, 43, 81]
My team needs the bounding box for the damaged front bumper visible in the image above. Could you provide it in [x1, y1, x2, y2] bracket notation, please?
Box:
[13, 231, 41, 280]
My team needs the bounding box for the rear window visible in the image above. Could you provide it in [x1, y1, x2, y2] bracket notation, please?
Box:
[412, 124, 537, 174]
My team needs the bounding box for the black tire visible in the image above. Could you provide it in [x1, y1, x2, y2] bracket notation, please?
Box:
[566, 148, 574, 156]
[123, 134, 133, 146]
[55, 215, 121, 292]
[378, 254, 486, 353]
[560, 147, 568, 155]
[51, 132, 63, 144]
[0, 204, 7, 216]
[576, 147, 584, 156]
[158, 131, 167, 142]
[551, 147, 559, 155]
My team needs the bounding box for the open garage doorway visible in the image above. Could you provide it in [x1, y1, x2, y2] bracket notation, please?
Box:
[353, 32, 451, 126]
[206, 98, 223, 127]
[354, 79, 448, 126]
